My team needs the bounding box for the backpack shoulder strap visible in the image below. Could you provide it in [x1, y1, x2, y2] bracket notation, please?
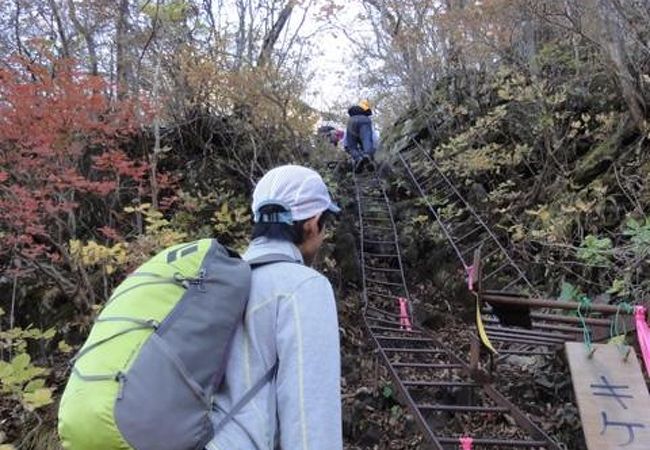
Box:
[212, 361, 278, 435]
[247, 253, 301, 268]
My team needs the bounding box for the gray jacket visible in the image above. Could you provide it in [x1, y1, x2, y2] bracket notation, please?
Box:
[207, 238, 342, 450]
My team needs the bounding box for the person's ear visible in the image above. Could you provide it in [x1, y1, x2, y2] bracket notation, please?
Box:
[302, 214, 322, 239]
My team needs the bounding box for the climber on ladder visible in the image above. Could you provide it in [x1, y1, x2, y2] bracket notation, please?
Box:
[344, 99, 377, 173]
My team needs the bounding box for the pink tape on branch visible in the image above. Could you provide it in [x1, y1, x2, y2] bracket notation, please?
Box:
[635, 306, 650, 377]
[398, 297, 412, 331]
[459, 436, 473, 450]
[464, 264, 475, 291]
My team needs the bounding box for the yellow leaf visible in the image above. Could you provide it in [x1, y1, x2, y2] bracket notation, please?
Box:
[608, 335, 626, 345]
[539, 209, 550, 223]
[58, 340, 73, 353]
[23, 387, 53, 411]
[512, 226, 526, 242]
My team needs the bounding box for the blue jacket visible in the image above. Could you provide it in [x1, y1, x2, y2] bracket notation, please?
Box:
[208, 238, 342, 450]
[345, 106, 373, 156]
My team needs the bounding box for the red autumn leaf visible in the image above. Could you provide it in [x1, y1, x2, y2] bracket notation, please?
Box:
[98, 226, 122, 241]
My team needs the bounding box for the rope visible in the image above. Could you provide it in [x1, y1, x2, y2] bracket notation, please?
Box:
[576, 295, 594, 357]
[610, 302, 634, 359]
[474, 292, 497, 354]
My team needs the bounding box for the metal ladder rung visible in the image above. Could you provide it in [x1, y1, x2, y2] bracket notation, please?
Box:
[459, 238, 489, 258]
[485, 325, 574, 341]
[376, 336, 434, 343]
[383, 348, 444, 354]
[404, 381, 477, 388]
[452, 225, 484, 245]
[366, 278, 404, 288]
[364, 253, 399, 258]
[480, 246, 502, 262]
[419, 175, 445, 189]
[502, 275, 525, 291]
[496, 349, 556, 357]
[483, 262, 511, 282]
[482, 317, 581, 335]
[417, 404, 508, 413]
[486, 333, 563, 346]
[364, 265, 401, 273]
[365, 317, 403, 327]
[364, 226, 394, 232]
[366, 306, 401, 318]
[436, 437, 549, 447]
[369, 325, 422, 334]
[392, 362, 461, 369]
[366, 291, 401, 300]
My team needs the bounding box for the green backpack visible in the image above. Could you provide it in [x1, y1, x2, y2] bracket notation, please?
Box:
[58, 238, 293, 450]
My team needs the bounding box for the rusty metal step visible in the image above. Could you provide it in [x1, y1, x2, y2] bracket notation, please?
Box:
[436, 437, 550, 447]
[417, 404, 508, 413]
[392, 362, 463, 369]
[404, 381, 478, 388]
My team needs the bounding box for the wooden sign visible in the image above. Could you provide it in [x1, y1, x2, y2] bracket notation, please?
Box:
[565, 342, 650, 449]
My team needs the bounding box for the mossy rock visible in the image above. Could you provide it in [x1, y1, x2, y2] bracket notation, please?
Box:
[573, 116, 636, 185]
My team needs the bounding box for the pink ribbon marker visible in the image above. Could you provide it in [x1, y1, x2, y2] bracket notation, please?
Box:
[464, 264, 475, 291]
[459, 436, 473, 450]
[398, 297, 412, 331]
[635, 306, 650, 377]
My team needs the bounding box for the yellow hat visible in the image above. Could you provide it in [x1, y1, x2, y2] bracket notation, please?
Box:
[358, 99, 371, 111]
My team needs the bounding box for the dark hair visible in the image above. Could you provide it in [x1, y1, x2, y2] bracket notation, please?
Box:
[251, 204, 334, 245]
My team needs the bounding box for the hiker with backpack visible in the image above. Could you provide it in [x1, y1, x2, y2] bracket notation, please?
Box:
[344, 99, 376, 173]
[58, 164, 342, 450]
[207, 164, 342, 450]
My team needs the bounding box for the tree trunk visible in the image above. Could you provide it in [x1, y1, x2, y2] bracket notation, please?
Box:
[257, 3, 294, 67]
[49, 0, 70, 58]
[150, 54, 162, 210]
[597, 0, 646, 130]
[235, 0, 246, 68]
[67, 0, 98, 75]
[116, 0, 131, 98]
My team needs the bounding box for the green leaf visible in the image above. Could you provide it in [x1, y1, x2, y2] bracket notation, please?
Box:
[608, 335, 626, 345]
[577, 235, 613, 265]
[559, 282, 579, 301]
[11, 353, 30, 371]
[24, 378, 45, 393]
[0, 361, 13, 379]
[41, 327, 56, 340]
[628, 218, 640, 230]
[606, 279, 627, 295]
[58, 340, 73, 353]
[23, 387, 53, 411]
[382, 385, 393, 399]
